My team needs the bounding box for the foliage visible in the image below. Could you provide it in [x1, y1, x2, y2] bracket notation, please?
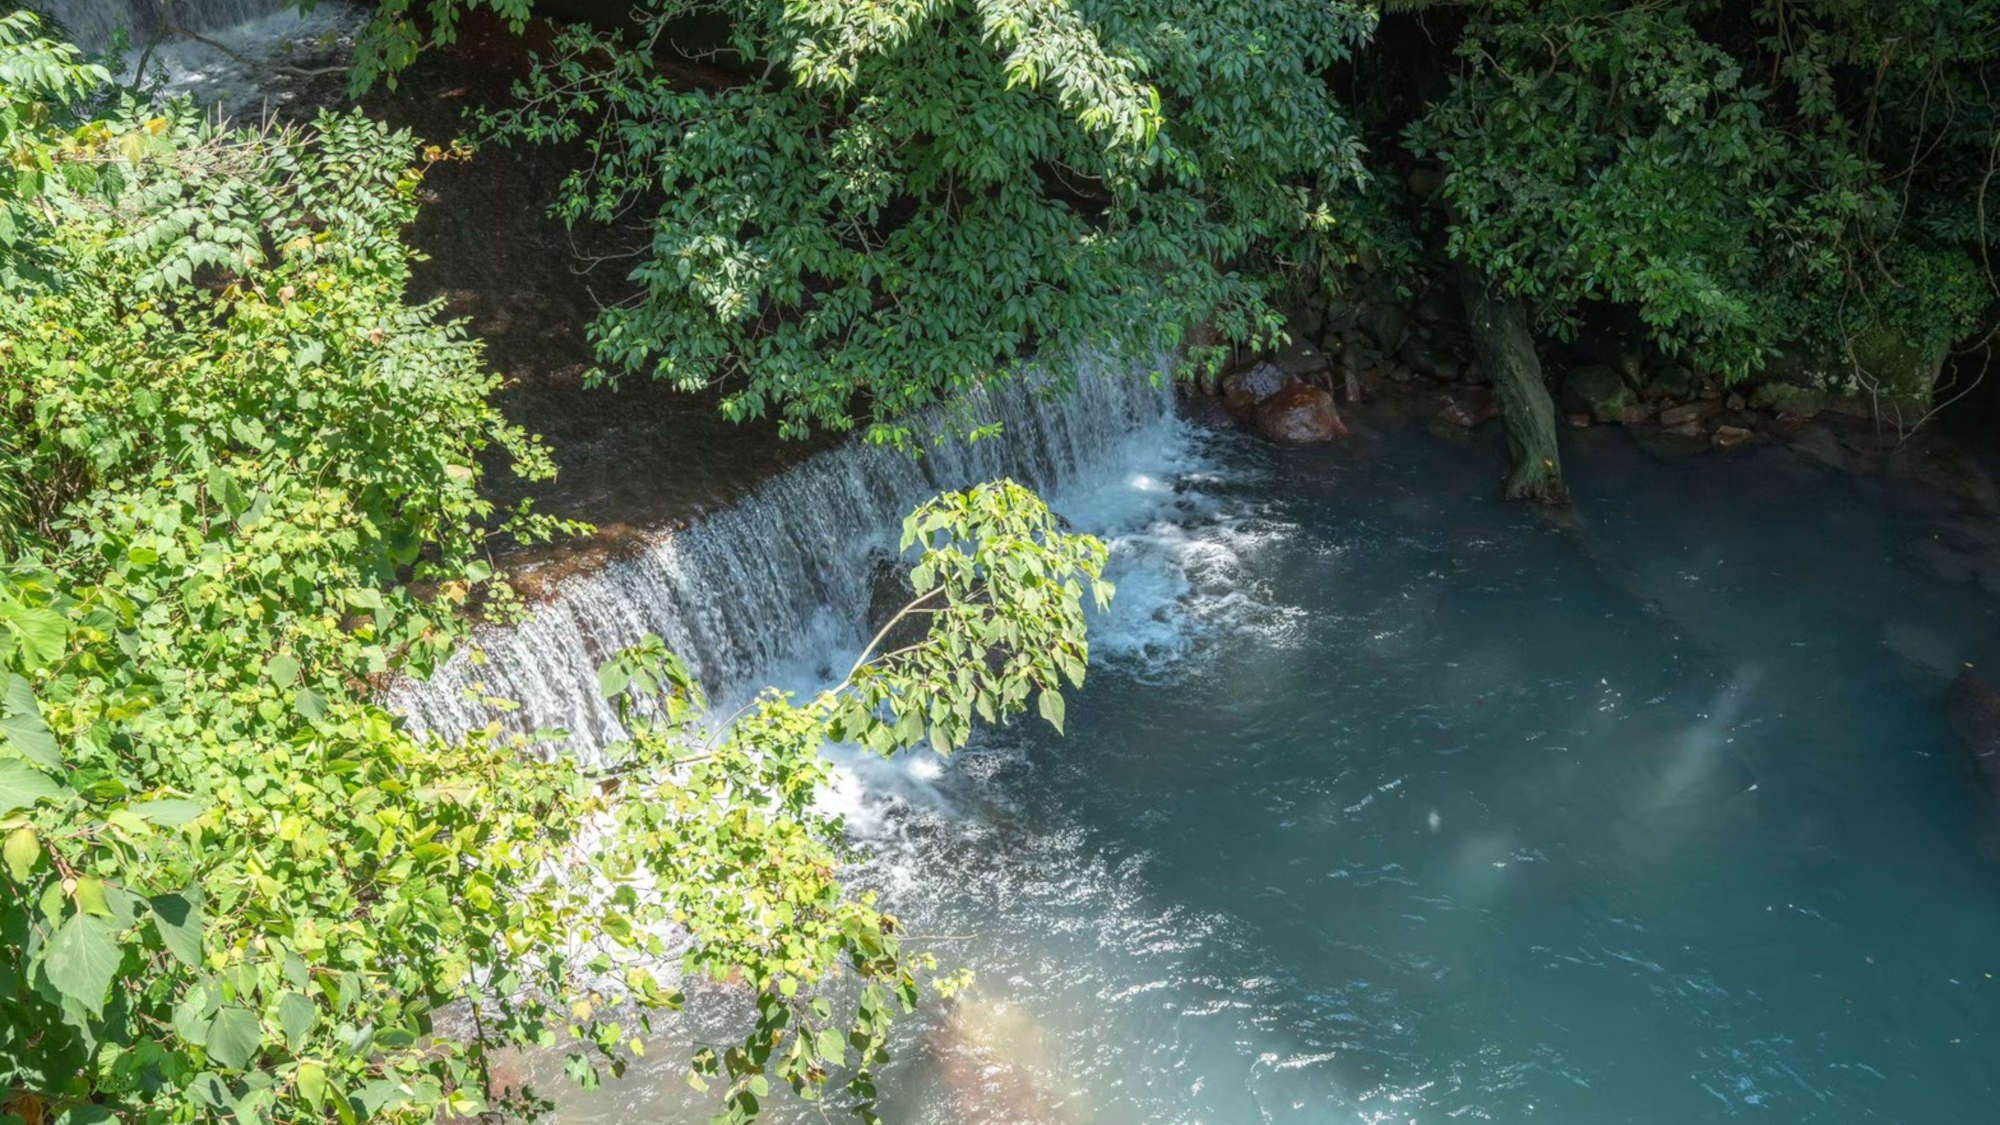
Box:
[1408, 0, 1995, 386]
[452, 0, 1377, 441]
[2, 14, 1110, 1122]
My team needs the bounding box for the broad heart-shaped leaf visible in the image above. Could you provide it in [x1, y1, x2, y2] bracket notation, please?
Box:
[1036, 688, 1065, 735]
[0, 672, 60, 769]
[277, 991, 316, 1051]
[54, 1106, 117, 1125]
[43, 912, 122, 1018]
[264, 653, 300, 688]
[0, 758, 65, 815]
[4, 825, 39, 882]
[205, 1005, 263, 1070]
[0, 600, 67, 666]
[149, 891, 204, 969]
[131, 798, 204, 827]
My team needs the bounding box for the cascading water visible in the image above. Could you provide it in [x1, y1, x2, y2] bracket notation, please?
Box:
[29, 1, 289, 51]
[387, 359, 1181, 756]
[28, 1, 365, 120]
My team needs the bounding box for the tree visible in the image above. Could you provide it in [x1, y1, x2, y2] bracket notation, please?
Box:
[407, 0, 1383, 441]
[1407, 0, 1996, 458]
[1, 14, 1109, 1121]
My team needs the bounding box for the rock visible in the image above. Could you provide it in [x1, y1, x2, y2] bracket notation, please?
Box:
[1606, 338, 1647, 385]
[1254, 383, 1347, 444]
[1725, 393, 1746, 411]
[1400, 334, 1462, 380]
[1712, 424, 1755, 449]
[865, 554, 930, 651]
[1275, 341, 1332, 380]
[1658, 401, 1713, 429]
[1462, 361, 1487, 385]
[1560, 365, 1633, 422]
[1649, 363, 1700, 400]
[1618, 403, 1654, 426]
[1413, 286, 1456, 325]
[1222, 360, 1293, 416]
[1566, 412, 1593, 429]
[928, 996, 1074, 1125]
[1787, 424, 1847, 471]
[1851, 319, 1946, 417]
[1949, 671, 2000, 804]
[1438, 396, 1478, 429]
[1751, 382, 1822, 419]
[1365, 303, 1408, 354]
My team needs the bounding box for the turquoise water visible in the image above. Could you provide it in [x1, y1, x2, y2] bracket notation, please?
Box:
[559, 405, 2000, 1122]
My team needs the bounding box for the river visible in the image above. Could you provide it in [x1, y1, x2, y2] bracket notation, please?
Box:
[508, 393, 2000, 1122]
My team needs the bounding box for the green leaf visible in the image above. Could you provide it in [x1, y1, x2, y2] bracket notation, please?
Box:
[277, 991, 316, 1051]
[150, 892, 204, 968]
[55, 1106, 118, 1125]
[296, 1060, 329, 1110]
[75, 876, 111, 917]
[0, 672, 59, 768]
[0, 601, 67, 665]
[206, 1006, 262, 1070]
[132, 798, 204, 826]
[0, 758, 64, 815]
[4, 825, 39, 882]
[44, 912, 122, 1017]
[815, 1027, 847, 1066]
[265, 654, 300, 689]
[1036, 688, 1065, 735]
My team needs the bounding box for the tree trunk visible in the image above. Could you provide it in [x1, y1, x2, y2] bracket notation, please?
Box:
[1459, 269, 1567, 504]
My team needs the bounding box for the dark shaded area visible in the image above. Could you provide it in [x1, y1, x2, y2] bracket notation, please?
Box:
[351, 11, 830, 586]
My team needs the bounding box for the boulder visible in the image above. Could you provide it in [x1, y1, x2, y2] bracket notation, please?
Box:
[1365, 302, 1409, 354]
[1275, 341, 1332, 380]
[1711, 424, 1755, 449]
[1254, 383, 1347, 444]
[1222, 360, 1293, 416]
[1851, 320, 1946, 417]
[1434, 389, 1496, 429]
[1787, 424, 1848, 471]
[1560, 365, 1633, 423]
[1399, 334, 1462, 380]
[1751, 382, 1823, 419]
[1649, 363, 1701, 401]
[1949, 671, 2000, 804]
[1658, 401, 1715, 430]
[1605, 338, 1647, 386]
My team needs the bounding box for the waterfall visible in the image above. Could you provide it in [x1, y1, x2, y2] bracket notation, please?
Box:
[29, 1, 289, 50]
[387, 358, 1178, 755]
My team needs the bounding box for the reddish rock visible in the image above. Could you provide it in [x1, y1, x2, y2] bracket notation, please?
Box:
[1566, 412, 1593, 429]
[1254, 383, 1348, 444]
[1658, 401, 1712, 429]
[1222, 361, 1293, 417]
[1437, 396, 1477, 428]
[1619, 403, 1654, 426]
[1712, 424, 1755, 449]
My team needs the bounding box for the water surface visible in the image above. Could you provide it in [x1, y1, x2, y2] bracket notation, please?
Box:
[556, 405, 2000, 1123]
